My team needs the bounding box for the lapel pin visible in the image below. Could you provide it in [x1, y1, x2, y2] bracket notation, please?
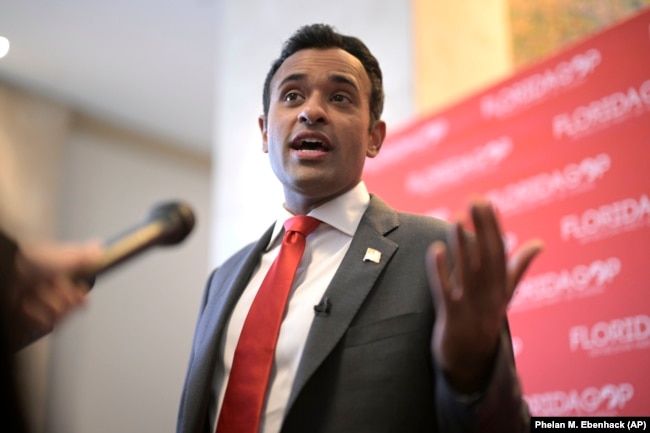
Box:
[363, 248, 381, 264]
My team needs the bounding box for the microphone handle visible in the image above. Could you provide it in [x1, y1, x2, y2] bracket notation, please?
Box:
[73, 200, 196, 289]
[97, 219, 168, 274]
[77, 219, 168, 288]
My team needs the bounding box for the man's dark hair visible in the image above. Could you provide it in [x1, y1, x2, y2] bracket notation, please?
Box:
[262, 23, 384, 127]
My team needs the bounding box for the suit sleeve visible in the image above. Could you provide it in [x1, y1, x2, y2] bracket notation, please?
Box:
[435, 329, 530, 433]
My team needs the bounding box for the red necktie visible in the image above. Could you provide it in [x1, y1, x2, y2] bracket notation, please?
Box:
[216, 215, 320, 433]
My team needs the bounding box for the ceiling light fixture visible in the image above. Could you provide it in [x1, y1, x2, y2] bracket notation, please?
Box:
[0, 36, 10, 59]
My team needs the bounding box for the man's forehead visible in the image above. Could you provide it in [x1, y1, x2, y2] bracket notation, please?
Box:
[271, 48, 369, 90]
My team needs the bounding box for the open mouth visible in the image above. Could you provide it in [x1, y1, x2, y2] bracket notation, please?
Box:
[297, 140, 329, 152]
[295, 139, 329, 152]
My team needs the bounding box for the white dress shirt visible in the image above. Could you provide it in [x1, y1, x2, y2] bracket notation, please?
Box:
[211, 182, 371, 433]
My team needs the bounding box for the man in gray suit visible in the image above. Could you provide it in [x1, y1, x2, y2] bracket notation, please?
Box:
[177, 23, 543, 433]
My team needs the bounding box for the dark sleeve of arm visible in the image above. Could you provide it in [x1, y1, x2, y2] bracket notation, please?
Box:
[0, 231, 18, 293]
[0, 230, 20, 350]
[0, 230, 30, 432]
[435, 326, 530, 433]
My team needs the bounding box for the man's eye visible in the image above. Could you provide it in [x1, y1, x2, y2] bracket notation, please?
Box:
[284, 92, 301, 102]
[332, 94, 350, 103]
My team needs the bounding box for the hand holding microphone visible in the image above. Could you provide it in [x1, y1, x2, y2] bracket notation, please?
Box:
[7, 201, 196, 350]
[78, 201, 196, 285]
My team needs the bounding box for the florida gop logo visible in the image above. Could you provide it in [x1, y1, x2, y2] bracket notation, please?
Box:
[560, 194, 650, 243]
[553, 79, 650, 140]
[487, 153, 610, 216]
[365, 117, 449, 174]
[510, 257, 620, 310]
[405, 136, 512, 195]
[525, 383, 634, 416]
[569, 314, 650, 356]
[481, 48, 601, 119]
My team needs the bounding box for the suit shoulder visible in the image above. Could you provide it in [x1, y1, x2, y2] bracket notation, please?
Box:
[381, 211, 451, 250]
[397, 211, 450, 234]
[367, 194, 450, 235]
[398, 210, 449, 227]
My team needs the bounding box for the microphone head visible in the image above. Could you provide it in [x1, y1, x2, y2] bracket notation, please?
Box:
[149, 201, 196, 245]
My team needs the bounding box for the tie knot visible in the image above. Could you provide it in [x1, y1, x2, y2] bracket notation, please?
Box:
[284, 215, 320, 237]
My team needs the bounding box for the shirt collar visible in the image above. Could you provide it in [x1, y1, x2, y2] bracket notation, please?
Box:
[267, 181, 370, 249]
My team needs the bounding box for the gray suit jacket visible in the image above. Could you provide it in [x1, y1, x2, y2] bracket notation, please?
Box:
[177, 195, 529, 433]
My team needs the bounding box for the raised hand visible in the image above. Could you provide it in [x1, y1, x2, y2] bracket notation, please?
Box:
[426, 199, 543, 393]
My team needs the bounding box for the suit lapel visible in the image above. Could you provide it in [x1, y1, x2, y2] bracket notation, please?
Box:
[287, 195, 400, 408]
[195, 225, 274, 355]
[180, 225, 274, 432]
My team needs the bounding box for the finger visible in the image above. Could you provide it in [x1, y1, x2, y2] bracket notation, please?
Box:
[72, 241, 105, 273]
[448, 221, 475, 292]
[507, 239, 545, 297]
[60, 242, 104, 272]
[470, 200, 505, 280]
[54, 274, 89, 304]
[35, 285, 70, 322]
[31, 276, 86, 322]
[20, 292, 58, 330]
[21, 241, 104, 274]
[69, 275, 92, 296]
[426, 241, 454, 306]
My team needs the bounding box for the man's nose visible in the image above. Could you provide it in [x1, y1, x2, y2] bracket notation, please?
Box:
[298, 97, 328, 125]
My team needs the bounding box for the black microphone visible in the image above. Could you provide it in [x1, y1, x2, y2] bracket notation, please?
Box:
[314, 297, 331, 316]
[78, 201, 196, 287]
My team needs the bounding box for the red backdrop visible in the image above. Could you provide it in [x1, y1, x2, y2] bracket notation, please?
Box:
[364, 9, 650, 416]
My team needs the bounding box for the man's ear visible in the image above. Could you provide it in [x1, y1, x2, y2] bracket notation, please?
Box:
[259, 115, 268, 153]
[367, 120, 386, 158]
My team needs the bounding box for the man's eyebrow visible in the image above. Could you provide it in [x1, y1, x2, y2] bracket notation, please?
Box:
[329, 73, 359, 92]
[276, 72, 359, 92]
[277, 73, 307, 89]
